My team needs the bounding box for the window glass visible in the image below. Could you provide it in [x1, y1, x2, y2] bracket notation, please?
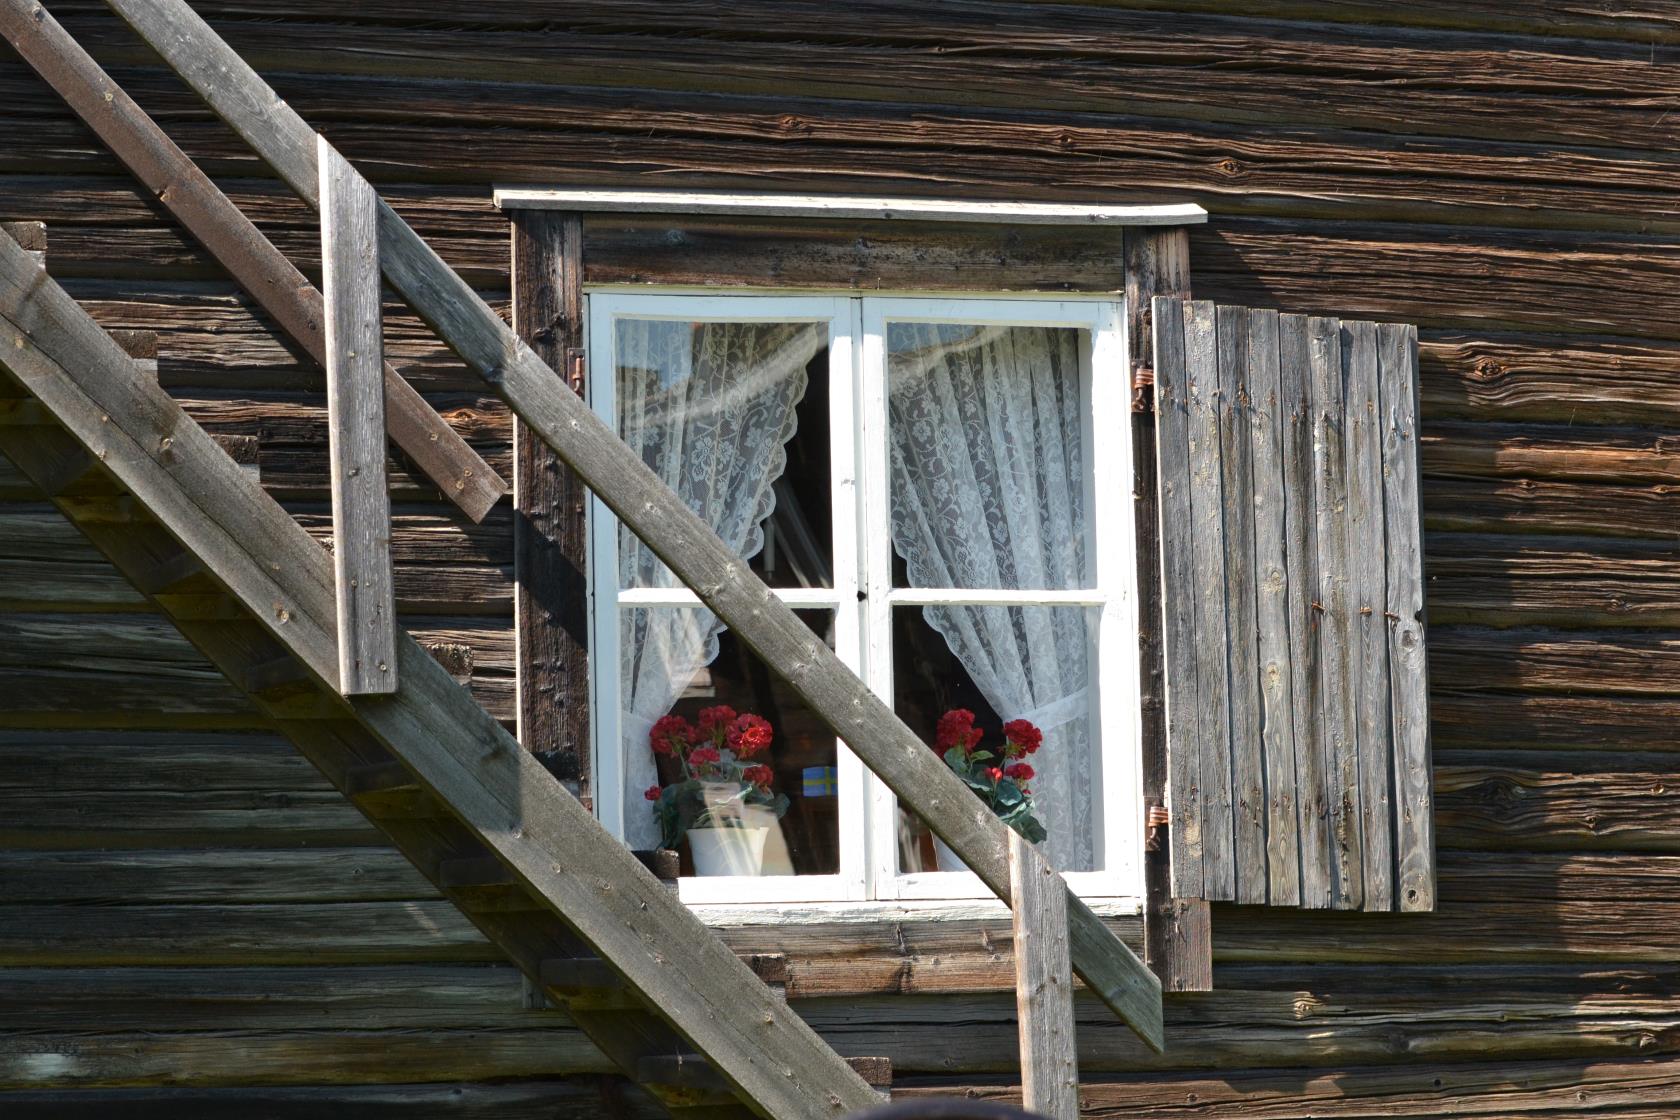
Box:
[615, 318, 832, 590]
[625, 607, 840, 878]
[887, 322, 1092, 592]
[892, 604, 1101, 874]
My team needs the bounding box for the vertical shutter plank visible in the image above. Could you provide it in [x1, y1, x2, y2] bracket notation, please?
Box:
[1310, 318, 1364, 910]
[1216, 305, 1266, 904]
[1280, 313, 1331, 909]
[1344, 320, 1395, 911]
[1184, 300, 1236, 900]
[1381, 322, 1435, 912]
[1153, 296, 1204, 900]
[1247, 308, 1301, 907]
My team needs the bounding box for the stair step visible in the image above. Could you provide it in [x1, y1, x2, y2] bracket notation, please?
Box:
[345, 759, 442, 820]
[636, 1054, 891, 1096]
[540, 952, 790, 1009]
[241, 650, 319, 699]
[130, 547, 208, 595]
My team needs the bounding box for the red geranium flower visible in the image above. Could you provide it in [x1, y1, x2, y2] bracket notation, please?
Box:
[644, 784, 662, 801]
[688, 746, 721, 767]
[742, 764, 774, 788]
[1002, 718, 1044, 757]
[727, 713, 774, 757]
[1004, 762, 1034, 782]
[985, 766, 1004, 783]
[936, 709, 982, 754]
[696, 705, 738, 737]
[650, 714, 693, 757]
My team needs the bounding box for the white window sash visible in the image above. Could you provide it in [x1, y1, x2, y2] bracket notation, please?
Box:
[585, 292, 1141, 909]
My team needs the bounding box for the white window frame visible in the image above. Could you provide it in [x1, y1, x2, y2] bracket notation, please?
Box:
[586, 290, 1142, 909]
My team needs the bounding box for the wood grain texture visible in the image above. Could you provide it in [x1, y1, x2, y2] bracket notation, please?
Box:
[1009, 831, 1078, 1120]
[1183, 299, 1234, 901]
[1308, 314, 1363, 910]
[1216, 302, 1265, 904]
[1342, 319, 1392, 910]
[510, 210, 588, 789]
[1155, 300, 1428, 912]
[320, 139, 397, 696]
[1247, 307, 1301, 907]
[1382, 322, 1433, 911]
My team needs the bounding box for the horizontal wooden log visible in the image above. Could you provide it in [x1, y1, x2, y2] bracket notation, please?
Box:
[0, 902, 499, 965]
[0, 610, 514, 720]
[0, 789, 378, 849]
[1435, 755, 1680, 851]
[0, 731, 316, 788]
[0, 847, 433, 902]
[0, 1081, 665, 1120]
[42, 6, 1680, 153]
[1430, 627, 1680, 697]
[1426, 533, 1680, 628]
[7, 959, 1680, 1077]
[1423, 477, 1680, 540]
[1422, 423, 1680, 486]
[0, 1028, 609, 1089]
[899, 1054, 1680, 1119]
[44, 0, 1680, 47]
[1432, 691, 1680, 752]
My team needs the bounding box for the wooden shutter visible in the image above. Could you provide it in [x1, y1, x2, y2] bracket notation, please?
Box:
[1153, 297, 1433, 913]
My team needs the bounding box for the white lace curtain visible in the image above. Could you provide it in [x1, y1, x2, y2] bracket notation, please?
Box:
[887, 323, 1097, 871]
[615, 318, 824, 848]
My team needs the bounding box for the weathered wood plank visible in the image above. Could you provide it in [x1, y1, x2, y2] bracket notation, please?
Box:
[1182, 299, 1234, 901]
[1278, 313, 1331, 909]
[1342, 319, 1392, 911]
[1010, 831, 1078, 1120]
[1381, 322, 1433, 911]
[510, 209, 589, 789]
[1132, 241, 1210, 993]
[320, 138, 398, 696]
[1307, 316, 1362, 910]
[0, 1081, 662, 1120]
[1246, 307, 1300, 907]
[103, 0, 1162, 1047]
[0, 0, 507, 520]
[1216, 302, 1265, 904]
[1151, 295, 1202, 902]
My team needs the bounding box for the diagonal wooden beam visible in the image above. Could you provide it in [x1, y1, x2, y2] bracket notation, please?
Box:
[0, 226, 878, 1120]
[0, 0, 509, 523]
[100, 0, 1164, 1049]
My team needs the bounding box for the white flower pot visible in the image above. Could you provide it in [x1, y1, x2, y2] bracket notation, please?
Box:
[932, 835, 967, 873]
[687, 826, 770, 877]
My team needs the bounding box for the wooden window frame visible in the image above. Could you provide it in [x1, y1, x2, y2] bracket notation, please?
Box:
[504, 191, 1212, 987]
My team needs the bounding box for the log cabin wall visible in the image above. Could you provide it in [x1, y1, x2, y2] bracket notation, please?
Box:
[3, 2, 1679, 1115]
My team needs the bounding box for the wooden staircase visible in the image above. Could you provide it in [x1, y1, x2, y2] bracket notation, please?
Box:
[0, 221, 888, 1119]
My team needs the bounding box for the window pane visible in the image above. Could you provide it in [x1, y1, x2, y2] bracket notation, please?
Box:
[621, 607, 840, 878]
[887, 322, 1091, 591]
[891, 604, 1101, 874]
[615, 318, 833, 591]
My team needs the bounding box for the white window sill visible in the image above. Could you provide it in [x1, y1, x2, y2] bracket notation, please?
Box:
[689, 894, 1143, 928]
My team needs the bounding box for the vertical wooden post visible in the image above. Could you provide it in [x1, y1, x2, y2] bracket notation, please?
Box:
[319, 136, 397, 696]
[1010, 832, 1079, 1120]
[1125, 226, 1213, 991]
[510, 211, 591, 795]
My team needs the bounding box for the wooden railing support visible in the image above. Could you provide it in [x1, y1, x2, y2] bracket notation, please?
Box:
[1009, 832, 1080, 1120]
[319, 137, 397, 695]
[102, 0, 1165, 1049]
